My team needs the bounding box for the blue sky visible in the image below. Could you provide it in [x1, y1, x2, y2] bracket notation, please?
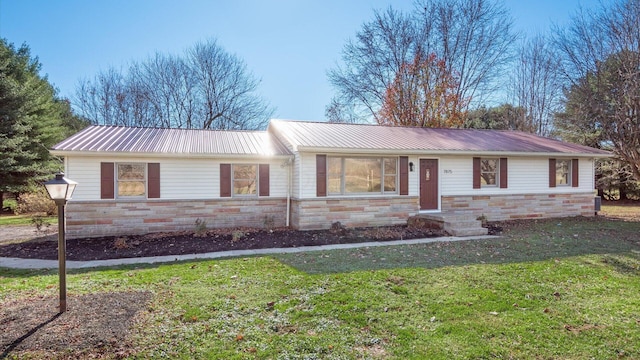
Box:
[0, 0, 600, 122]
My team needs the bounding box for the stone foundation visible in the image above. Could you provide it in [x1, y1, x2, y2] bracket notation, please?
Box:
[65, 192, 595, 238]
[441, 192, 595, 220]
[65, 198, 287, 239]
[291, 196, 420, 230]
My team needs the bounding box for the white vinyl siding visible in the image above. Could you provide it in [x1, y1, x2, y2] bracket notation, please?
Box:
[65, 156, 289, 201]
[439, 156, 594, 196]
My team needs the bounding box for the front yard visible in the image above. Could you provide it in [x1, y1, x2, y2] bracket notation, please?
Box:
[1, 203, 639, 359]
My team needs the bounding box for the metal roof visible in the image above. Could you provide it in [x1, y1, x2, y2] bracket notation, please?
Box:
[52, 126, 292, 157]
[268, 119, 611, 156]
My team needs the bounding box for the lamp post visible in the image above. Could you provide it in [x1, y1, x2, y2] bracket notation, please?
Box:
[44, 172, 77, 313]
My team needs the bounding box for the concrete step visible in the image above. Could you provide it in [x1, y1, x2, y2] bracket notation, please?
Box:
[409, 212, 488, 237]
[447, 227, 488, 237]
[443, 220, 482, 229]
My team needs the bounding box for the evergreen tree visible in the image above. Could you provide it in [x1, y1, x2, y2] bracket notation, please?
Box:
[0, 39, 86, 204]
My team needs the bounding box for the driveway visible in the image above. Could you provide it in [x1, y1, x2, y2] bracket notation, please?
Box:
[0, 225, 56, 245]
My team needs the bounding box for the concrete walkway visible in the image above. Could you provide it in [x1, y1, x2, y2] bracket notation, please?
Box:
[0, 235, 497, 270]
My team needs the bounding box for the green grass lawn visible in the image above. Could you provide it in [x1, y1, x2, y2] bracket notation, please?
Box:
[1, 206, 639, 359]
[0, 214, 56, 226]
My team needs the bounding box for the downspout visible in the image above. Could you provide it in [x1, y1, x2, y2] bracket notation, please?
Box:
[284, 156, 293, 227]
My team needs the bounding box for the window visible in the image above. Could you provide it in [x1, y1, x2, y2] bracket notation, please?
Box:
[473, 157, 507, 189]
[117, 163, 146, 197]
[383, 158, 397, 192]
[549, 158, 578, 188]
[556, 159, 571, 186]
[233, 164, 257, 195]
[480, 158, 499, 187]
[327, 156, 397, 195]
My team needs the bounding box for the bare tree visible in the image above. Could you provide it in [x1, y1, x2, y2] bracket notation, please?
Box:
[327, 0, 517, 124]
[421, 0, 517, 105]
[74, 38, 273, 130]
[510, 35, 562, 136]
[554, 0, 640, 181]
[188, 40, 272, 130]
[327, 7, 417, 124]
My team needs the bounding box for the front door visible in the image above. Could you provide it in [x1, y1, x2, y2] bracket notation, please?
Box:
[420, 159, 439, 210]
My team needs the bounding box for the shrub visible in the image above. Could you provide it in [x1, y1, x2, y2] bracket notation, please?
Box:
[30, 215, 52, 234]
[194, 218, 208, 235]
[16, 189, 57, 215]
[2, 196, 17, 213]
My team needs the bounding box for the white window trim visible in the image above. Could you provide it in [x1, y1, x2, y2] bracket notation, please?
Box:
[480, 158, 499, 188]
[232, 164, 259, 197]
[116, 162, 147, 199]
[556, 159, 572, 187]
[327, 156, 398, 196]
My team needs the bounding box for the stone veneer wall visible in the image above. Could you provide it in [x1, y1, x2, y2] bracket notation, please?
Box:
[441, 192, 595, 220]
[65, 198, 287, 239]
[291, 196, 420, 230]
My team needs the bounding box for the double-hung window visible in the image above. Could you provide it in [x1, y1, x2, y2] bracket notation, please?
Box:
[473, 157, 507, 189]
[117, 163, 146, 197]
[556, 159, 571, 186]
[233, 164, 257, 195]
[327, 156, 398, 195]
[480, 158, 499, 187]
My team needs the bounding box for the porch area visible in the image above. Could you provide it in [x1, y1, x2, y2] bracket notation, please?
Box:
[408, 211, 488, 237]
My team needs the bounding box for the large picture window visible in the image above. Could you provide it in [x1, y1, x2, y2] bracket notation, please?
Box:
[117, 163, 146, 197]
[233, 164, 257, 195]
[327, 156, 397, 195]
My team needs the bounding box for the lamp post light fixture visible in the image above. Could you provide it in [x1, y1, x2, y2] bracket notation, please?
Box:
[44, 172, 77, 313]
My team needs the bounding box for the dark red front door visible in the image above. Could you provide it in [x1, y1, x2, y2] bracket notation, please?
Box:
[420, 159, 439, 210]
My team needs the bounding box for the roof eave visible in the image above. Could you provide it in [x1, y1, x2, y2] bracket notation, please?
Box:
[50, 150, 293, 159]
[294, 146, 613, 158]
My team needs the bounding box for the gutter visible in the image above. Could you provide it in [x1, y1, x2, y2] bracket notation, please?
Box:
[49, 150, 293, 159]
[294, 146, 613, 158]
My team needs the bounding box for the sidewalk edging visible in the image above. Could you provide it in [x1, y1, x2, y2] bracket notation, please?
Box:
[0, 235, 498, 270]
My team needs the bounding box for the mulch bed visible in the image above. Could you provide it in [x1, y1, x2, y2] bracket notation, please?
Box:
[0, 291, 153, 359]
[0, 224, 446, 261]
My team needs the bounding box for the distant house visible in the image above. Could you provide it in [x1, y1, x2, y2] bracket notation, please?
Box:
[50, 119, 610, 239]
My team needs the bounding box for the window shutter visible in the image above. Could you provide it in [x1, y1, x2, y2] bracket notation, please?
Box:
[148, 163, 160, 198]
[220, 164, 231, 197]
[549, 159, 556, 187]
[472, 157, 481, 189]
[316, 155, 327, 197]
[259, 164, 270, 196]
[399, 156, 409, 195]
[572, 159, 579, 187]
[499, 158, 508, 189]
[100, 162, 115, 199]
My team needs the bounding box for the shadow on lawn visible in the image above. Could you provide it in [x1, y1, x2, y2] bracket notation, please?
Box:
[1, 217, 639, 278]
[272, 217, 640, 274]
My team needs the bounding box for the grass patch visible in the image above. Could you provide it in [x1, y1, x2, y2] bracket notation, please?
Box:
[601, 201, 640, 221]
[1, 212, 640, 358]
[0, 215, 56, 226]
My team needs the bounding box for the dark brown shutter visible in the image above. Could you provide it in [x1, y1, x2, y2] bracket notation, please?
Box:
[259, 164, 270, 196]
[549, 159, 556, 188]
[316, 155, 327, 197]
[572, 159, 579, 187]
[100, 162, 115, 199]
[399, 156, 409, 195]
[220, 164, 231, 197]
[499, 158, 508, 189]
[148, 163, 160, 198]
[473, 157, 481, 189]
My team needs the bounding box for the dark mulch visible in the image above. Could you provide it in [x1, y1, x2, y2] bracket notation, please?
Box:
[0, 291, 152, 359]
[0, 224, 445, 261]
